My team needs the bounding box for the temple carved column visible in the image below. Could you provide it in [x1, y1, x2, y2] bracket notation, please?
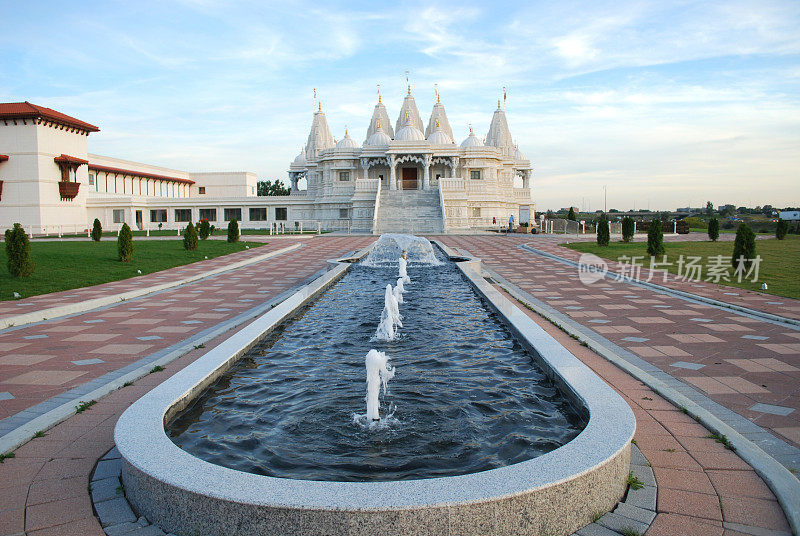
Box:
[423, 154, 431, 190]
[389, 154, 397, 190]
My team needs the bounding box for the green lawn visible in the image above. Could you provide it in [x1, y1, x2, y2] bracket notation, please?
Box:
[0, 239, 264, 301]
[564, 235, 800, 300]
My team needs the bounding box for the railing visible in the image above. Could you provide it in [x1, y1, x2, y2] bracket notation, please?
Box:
[355, 179, 379, 193]
[438, 180, 447, 231]
[513, 188, 532, 200]
[439, 177, 465, 191]
[540, 219, 583, 235]
[372, 178, 382, 234]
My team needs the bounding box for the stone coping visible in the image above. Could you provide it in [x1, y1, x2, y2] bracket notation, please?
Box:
[114, 245, 635, 534]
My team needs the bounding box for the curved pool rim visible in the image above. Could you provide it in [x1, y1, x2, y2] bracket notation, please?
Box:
[114, 243, 636, 535]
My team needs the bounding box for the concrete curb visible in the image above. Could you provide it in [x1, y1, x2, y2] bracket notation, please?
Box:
[484, 265, 800, 536]
[0, 242, 303, 330]
[520, 244, 800, 329]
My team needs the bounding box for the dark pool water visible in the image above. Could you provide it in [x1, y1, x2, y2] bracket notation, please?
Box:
[167, 254, 586, 482]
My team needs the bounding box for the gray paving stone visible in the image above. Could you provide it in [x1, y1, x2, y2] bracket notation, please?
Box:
[95, 497, 137, 527]
[624, 485, 657, 511]
[630, 464, 655, 487]
[0, 392, 15, 401]
[630, 447, 648, 467]
[670, 361, 705, 370]
[621, 337, 649, 343]
[102, 446, 121, 460]
[72, 358, 105, 366]
[128, 526, 165, 536]
[105, 522, 144, 535]
[93, 458, 122, 481]
[722, 521, 792, 536]
[749, 403, 795, 416]
[91, 476, 122, 503]
[597, 512, 648, 535]
[575, 522, 621, 536]
[614, 503, 656, 525]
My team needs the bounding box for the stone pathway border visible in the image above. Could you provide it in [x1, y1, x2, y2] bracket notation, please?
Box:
[482, 264, 800, 535]
[90, 443, 658, 536]
[0, 274, 319, 458]
[0, 242, 303, 331]
[520, 244, 800, 329]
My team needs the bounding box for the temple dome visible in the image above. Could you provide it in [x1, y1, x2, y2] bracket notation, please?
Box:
[336, 131, 358, 149]
[293, 148, 307, 166]
[427, 120, 453, 145]
[460, 126, 482, 147]
[366, 123, 391, 146]
[395, 112, 425, 142]
[514, 145, 527, 160]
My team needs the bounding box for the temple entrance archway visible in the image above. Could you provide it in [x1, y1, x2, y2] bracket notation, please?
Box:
[402, 167, 418, 190]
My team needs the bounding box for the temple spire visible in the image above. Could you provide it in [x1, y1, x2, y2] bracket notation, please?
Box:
[365, 92, 394, 142]
[425, 90, 454, 140]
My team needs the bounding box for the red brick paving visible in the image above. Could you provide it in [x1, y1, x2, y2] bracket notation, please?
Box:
[439, 235, 800, 451]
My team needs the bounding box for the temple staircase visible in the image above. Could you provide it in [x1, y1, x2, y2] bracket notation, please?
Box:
[373, 189, 444, 235]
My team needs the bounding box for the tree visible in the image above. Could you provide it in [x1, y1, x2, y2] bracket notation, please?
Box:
[647, 218, 665, 257]
[198, 219, 211, 240]
[621, 217, 635, 243]
[567, 207, 576, 221]
[117, 223, 134, 262]
[227, 218, 239, 243]
[732, 223, 756, 269]
[183, 221, 198, 251]
[597, 213, 610, 246]
[708, 217, 720, 242]
[776, 219, 788, 240]
[706, 201, 714, 217]
[91, 218, 102, 242]
[546, 209, 554, 219]
[5, 223, 35, 277]
[257, 179, 290, 196]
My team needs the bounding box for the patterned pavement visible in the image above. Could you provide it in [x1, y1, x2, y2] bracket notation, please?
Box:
[438, 235, 800, 459]
[0, 236, 373, 422]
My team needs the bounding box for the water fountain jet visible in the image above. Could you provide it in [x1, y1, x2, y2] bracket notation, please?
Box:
[365, 349, 395, 421]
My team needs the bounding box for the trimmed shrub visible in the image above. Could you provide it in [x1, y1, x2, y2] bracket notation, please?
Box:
[183, 222, 198, 251]
[567, 207, 576, 221]
[776, 219, 788, 240]
[227, 219, 239, 243]
[198, 219, 211, 240]
[117, 223, 134, 262]
[647, 218, 665, 257]
[596, 213, 610, 246]
[732, 223, 756, 269]
[621, 217, 635, 243]
[4, 223, 35, 277]
[91, 218, 102, 242]
[708, 217, 720, 242]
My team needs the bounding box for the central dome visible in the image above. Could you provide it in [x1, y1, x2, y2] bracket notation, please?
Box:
[336, 131, 358, 149]
[366, 123, 391, 147]
[394, 111, 425, 142]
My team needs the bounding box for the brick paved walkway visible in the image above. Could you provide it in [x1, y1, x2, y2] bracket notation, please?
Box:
[440, 235, 800, 461]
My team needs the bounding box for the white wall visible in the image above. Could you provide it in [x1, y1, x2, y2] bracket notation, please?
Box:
[190, 172, 257, 198]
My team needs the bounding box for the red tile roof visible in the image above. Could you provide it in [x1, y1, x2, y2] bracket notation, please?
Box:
[88, 164, 195, 185]
[0, 155, 8, 162]
[54, 154, 89, 165]
[0, 102, 100, 132]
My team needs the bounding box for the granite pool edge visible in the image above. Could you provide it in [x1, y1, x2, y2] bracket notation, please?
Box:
[114, 247, 636, 536]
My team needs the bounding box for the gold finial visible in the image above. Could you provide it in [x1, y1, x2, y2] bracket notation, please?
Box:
[377, 84, 381, 103]
[498, 99, 502, 109]
[469, 124, 474, 134]
[345, 125, 349, 137]
[406, 70, 411, 95]
[435, 83, 439, 103]
[319, 101, 322, 112]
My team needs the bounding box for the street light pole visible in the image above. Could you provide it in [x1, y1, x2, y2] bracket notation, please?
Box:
[604, 185, 607, 213]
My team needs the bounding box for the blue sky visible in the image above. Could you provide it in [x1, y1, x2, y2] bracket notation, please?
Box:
[2, 0, 799, 210]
